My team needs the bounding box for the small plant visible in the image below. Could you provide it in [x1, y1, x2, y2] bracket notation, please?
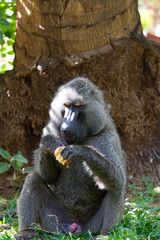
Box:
[0, 148, 31, 179]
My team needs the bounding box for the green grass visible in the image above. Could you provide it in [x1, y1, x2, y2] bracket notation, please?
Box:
[0, 177, 160, 240]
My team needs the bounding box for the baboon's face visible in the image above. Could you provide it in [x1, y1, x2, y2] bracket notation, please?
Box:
[60, 102, 91, 145]
[48, 78, 107, 145]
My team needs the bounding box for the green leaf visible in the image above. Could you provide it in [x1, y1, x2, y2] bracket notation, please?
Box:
[7, 39, 13, 46]
[7, 50, 14, 55]
[5, 151, 11, 161]
[1, 64, 6, 71]
[11, 155, 28, 163]
[0, 162, 10, 173]
[1, 53, 6, 58]
[0, 19, 10, 27]
[0, 12, 4, 19]
[17, 151, 22, 155]
[16, 161, 23, 168]
[0, 148, 8, 159]
[0, 47, 6, 52]
[0, 30, 3, 42]
[11, 160, 21, 170]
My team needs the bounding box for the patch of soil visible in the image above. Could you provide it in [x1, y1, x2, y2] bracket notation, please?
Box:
[0, 171, 25, 199]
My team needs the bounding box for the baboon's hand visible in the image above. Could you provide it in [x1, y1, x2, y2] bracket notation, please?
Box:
[60, 145, 83, 162]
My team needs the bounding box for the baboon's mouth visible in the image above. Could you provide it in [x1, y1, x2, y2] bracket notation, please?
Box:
[64, 135, 75, 141]
[63, 135, 77, 144]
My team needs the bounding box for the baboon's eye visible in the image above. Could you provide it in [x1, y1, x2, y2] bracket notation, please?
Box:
[64, 102, 71, 107]
[74, 102, 82, 107]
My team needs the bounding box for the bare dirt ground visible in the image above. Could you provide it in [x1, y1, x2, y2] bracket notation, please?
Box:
[0, 171, 24, 199]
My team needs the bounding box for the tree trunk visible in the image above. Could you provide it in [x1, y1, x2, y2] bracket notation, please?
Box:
[14, 0, 142, 69]
[0, 0, 160, 184]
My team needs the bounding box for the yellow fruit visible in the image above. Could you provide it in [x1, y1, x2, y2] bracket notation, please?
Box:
[54, 146, 72, 168]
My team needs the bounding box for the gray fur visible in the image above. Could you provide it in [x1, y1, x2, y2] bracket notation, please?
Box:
[17, 77, 126, 239]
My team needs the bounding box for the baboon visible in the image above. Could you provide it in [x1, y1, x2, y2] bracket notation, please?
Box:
[17, 77, 126, 239]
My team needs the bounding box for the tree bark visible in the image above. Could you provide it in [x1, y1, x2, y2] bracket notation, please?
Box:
[14, 0, 142, 69]
[0, 0, 160, 183]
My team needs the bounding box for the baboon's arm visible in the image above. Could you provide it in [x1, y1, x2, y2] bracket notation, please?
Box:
[34, 134, 63, 184]
[61, 130, 126, 190]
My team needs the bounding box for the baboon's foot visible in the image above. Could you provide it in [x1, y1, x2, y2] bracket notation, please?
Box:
[16, 229, 37, 240]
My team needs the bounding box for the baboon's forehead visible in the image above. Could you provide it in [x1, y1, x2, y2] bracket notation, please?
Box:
[62, 87, 88, 104]
[57, 78, 104, 104]
[67, 81, 96, 96]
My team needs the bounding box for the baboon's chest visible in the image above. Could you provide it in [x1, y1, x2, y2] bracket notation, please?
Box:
[54, 160, 106, 222]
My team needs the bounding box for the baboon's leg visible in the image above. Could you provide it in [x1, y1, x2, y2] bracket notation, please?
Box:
[17, 172, 71, 236]
[83, 191, 124, 234]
